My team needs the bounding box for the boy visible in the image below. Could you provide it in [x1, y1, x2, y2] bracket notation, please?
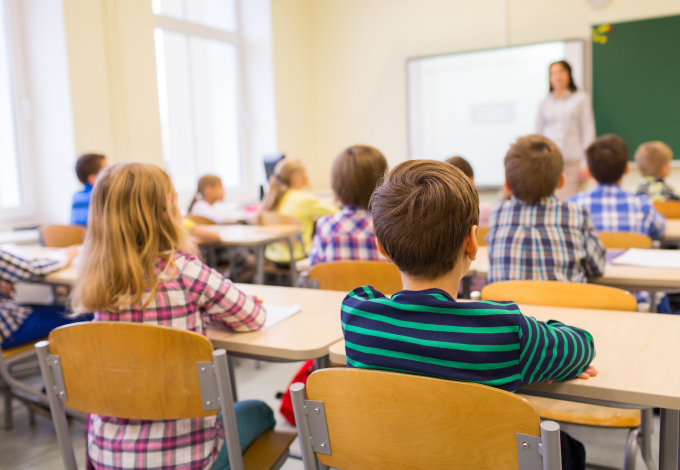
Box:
[487, 135, 605, 284]
[635, 141, 679, 202]
[71, 153, 108, 226]
[568, 135, 666, 238]
[342, 160, 595, 469]
[445, 155, 492, 227]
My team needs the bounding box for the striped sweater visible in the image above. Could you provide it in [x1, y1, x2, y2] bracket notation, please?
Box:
[342, 287, 595, 392]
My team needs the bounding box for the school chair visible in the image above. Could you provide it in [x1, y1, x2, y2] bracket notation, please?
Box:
[476, 226, 489, 246]
[256, 211, 307, 287]
[481, 280, 654, 470]
[186, 214, 217, 225]
[39, 225, 86, 248]
[654, 200, 680, 219]
[290, 368, 562, 470]
[308, 261, 402, 296]
[0, 340, 44, 429]
[36, 322, 296, 470]
[597, 231, 653, 249]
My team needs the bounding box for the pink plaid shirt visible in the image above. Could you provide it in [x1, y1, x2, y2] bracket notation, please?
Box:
[310, 206, 385, 265]
[87, 251, 265, 470]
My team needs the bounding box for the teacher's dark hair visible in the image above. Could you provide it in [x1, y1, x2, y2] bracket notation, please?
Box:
[549, 60, 577, 93]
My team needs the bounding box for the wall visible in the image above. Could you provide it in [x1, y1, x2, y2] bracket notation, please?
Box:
[272, 0, 680, 190]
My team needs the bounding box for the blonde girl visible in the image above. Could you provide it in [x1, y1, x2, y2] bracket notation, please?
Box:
[72, 162, 274, 470]
[262, 158, 338, 264]
[188, 174, 234, 224]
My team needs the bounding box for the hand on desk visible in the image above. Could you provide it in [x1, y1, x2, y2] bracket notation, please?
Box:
[64, 245, 81, 265]
[542, 365, 598, 385]
[0, 281, 14, 297]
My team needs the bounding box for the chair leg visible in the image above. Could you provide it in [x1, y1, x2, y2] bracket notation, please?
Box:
[2, 388, 12, 430]
[623, 428, 639, 470]
[640, 409, 657, 470]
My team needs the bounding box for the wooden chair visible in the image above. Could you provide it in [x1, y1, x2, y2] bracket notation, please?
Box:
[0, 340, 47, 429]
[476, 226, 489, 247]
[309, 261, 402, 296]
[185, 214, 216, 225]
[597, 231, 652, 249]
[481, 280, 653, 470]
[39, 225, 86, 248]
[36, 322, 296, 470]
[290, 368, 562, 470]
[654, 200, 680, 219]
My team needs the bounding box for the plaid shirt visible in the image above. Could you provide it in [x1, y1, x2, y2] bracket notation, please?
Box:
[310, 206, 384, 265]
[568, 184, 666, 238]
[486, 196, 606, 284]
[0, 249, 68, 343]
[88, 251, 265, 470]
[636, 176, 680, 202]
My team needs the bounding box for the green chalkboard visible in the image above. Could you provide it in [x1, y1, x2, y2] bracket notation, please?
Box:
[593, 14, 680, 160]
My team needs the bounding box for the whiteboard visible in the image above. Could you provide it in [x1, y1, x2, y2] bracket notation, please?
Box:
[408, 40, 585, 187]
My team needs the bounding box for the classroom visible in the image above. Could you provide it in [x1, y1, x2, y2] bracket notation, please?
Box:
[2, 1, 680, 469]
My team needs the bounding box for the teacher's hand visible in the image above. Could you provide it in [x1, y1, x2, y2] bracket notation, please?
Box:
[578, 167, 591, 183]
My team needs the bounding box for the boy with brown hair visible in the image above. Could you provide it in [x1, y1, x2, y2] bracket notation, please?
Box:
[635, 141, 679, 202]
[486, 135, 605, 283]
[342, 159, 595, 469]
[568, 135, 666, 238]
[71, 153, 109, 226]
[310, 145, 388, 264]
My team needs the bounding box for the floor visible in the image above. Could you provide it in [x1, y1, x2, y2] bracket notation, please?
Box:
[0, 359, 660, 470]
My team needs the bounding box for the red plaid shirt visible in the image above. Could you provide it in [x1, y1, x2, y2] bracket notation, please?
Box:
[88, 251, 265, 470]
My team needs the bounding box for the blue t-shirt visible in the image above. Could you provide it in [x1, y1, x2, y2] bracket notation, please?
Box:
[70, 184, 93, 226]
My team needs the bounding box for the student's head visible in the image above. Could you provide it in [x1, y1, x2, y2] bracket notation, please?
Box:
[262, 159, 308, 211]
[445, 156, 474, 183]
[189, 174, 224, 212]
[75, 153, 109, 185]
[504, 135, 565, 203]
[331, 145, 388, 209]
[370, 160, 479, 280]
[71, 162, 189, 314]
[586, 134, 630, 185]
[635, 141, 673, 179]
[549, 60, 577, 93]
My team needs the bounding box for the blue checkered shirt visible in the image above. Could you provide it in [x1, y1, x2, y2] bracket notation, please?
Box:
[568, 184, 666, 238]
[0, 249, 68, 343]
[486, 196, 606, 284]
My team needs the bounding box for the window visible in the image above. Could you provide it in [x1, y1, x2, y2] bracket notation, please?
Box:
[153, 0, 246, 197]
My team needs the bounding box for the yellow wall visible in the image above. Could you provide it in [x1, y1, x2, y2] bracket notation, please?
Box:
[272, 0, 680, 190]
[62, 0, 163, 166]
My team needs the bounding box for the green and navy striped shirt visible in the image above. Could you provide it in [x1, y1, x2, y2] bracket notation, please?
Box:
[342, 287, 595, 392]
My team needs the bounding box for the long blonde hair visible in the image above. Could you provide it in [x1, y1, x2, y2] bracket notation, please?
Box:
[262, 159, 305, 211]
[188, 174, 223, 212]
[71, 163, 190, 314]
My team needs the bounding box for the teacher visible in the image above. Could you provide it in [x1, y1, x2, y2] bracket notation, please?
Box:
[536, 60, 596, 199]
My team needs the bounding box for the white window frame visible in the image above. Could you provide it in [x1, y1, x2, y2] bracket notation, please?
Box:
[153, 2, 256, 204]
[0, 0, 38, 228]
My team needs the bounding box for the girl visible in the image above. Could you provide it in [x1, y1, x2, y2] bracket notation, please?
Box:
[188, 175, 235, 224]
[71, 163, 274, 470]
[262, 159, 338, 264]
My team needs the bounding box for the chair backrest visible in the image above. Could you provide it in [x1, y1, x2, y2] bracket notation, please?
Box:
[40, 225, 86, 248]
[45, 322, 218, 419]
[185, 214, 216, 225]
[481, 280, 637, 312]
[309, 261, 402, 296]
[654, 200, 680, 219]
[597, 231, 652, 249]
[255, 211, 299, 226]
[296, 368, 543, 470]
[476, 226, 489, 247]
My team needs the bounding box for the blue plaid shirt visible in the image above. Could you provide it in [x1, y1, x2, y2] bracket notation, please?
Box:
[486, 196, 605, 284]
[70, 183, 93, 226]
[568, 184, 666, 238]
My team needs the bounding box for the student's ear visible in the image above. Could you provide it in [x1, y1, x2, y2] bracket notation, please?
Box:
[556, 172, 566, 190]
[466, 225, 479, 261]
[503, 180, 512, 195]
[87, 174, 98, 186]
[661, 163, 671, 178]
[624, 162, 631, 175]
[375, 239, 392, 261]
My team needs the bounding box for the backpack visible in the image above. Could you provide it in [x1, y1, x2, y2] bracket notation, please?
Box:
[279, 360, 315, 425]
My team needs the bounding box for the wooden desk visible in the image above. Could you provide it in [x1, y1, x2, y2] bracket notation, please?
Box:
[327, 304, 680, 469]
[662, 219, 680, 243]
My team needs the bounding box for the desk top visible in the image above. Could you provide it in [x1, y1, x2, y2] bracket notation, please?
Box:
[206, 284, 345, 361]
[0, 229, 40, 246]
[471, 247, 680, 291]
[326, 303, 680, 410]
[205, 224, 303, 247]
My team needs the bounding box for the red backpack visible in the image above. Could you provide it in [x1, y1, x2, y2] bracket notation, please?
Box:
[279, 360, 315, 425]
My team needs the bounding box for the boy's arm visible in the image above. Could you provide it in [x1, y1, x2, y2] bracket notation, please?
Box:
[646, 204, 666, 239]
[0, 249, 71, 282]
[580, 212, 606, 276]
[518, 313, 595, 386]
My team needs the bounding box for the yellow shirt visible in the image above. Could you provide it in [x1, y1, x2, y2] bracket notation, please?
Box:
[265, 189, 339, 263]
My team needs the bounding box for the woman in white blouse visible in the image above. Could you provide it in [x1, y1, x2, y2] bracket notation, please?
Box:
[536, 60, 596, 199]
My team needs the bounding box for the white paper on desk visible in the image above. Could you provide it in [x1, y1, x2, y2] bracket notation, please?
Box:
[611, 248, 680, 269]
[261, 303, 301, 330]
